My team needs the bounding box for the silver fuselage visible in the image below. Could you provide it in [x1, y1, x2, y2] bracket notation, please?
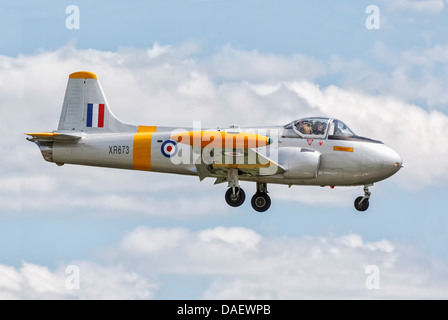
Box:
[51, 125, 402, 187]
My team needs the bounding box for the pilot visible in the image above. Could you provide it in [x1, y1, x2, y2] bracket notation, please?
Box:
[296, 121, 312, 134]
[313, 121, 325, 135]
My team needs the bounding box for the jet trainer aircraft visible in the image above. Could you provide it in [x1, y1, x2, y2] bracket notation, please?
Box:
[26, 71, 403, 212]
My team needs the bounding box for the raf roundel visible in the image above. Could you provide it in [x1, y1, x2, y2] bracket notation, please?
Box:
[161, 140, 178, 158]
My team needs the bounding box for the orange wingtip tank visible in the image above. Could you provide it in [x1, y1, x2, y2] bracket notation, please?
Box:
[170, 131, 272, 149]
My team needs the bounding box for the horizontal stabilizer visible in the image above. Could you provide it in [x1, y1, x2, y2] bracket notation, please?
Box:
[25, 132, 82, 143]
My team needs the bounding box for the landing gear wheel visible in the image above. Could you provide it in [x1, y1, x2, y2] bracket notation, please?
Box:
[251, 192, 271, 212]
[354, 196, 369, 212]
[225, 188, 245, 207]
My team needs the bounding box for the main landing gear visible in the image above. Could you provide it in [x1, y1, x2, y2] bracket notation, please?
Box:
[224, 169, 271, 212]
[224, 168, 246, 207]
[251, 182, 271, 212]
[354, 185, 371, 212]
[225, 187, 246, 207]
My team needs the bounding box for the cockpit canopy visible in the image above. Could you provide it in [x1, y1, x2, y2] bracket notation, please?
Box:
[284, 117, 355, 138]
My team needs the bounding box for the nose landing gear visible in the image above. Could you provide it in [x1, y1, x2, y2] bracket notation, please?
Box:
[354, 185, 371, 212]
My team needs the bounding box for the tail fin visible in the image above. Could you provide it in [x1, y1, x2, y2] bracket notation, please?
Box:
[58, 71, 135, 133]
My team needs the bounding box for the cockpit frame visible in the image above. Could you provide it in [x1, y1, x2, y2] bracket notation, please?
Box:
[284, 117, 356, 140]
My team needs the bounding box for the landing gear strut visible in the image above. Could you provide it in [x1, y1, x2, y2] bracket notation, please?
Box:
[224, 171, 272, 212]
[354, 185, 371, 212]
[225, 168, 245, 207]
[251, 182, 271, 212]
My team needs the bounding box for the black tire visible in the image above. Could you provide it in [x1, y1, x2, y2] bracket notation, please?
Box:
[225, 188, 245, 207]
[251, 192, 271, 212]
[354, 196, 369, 212]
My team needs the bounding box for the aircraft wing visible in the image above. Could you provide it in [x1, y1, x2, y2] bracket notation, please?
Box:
[194, 148, 285, 182]
[170, 130, 285, 182]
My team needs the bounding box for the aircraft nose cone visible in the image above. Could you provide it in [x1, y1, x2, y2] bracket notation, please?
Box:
[386, 146, 403, 175]
[362, 143, 403, 183]
[394, 153, 403, 170]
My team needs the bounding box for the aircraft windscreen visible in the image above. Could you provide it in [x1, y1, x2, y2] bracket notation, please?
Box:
[328, 119, 355, 136]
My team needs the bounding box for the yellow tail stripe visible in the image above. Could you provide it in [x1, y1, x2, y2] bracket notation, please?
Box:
[133, 126, 157, 171]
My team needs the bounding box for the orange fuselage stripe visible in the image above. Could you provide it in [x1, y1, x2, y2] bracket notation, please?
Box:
[170, 131, 271, 149]
[133, 126, 157, 171]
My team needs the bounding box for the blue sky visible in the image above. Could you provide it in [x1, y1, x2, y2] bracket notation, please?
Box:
[1, 0, 448, 299]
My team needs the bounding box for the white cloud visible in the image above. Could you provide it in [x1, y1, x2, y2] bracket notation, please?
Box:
[199, 226, 262, 249]
[177, 71, 216, 99]
[119, 227, 191, 255]
[110, 227, 448, 299]
[0, 261, 157, 299]
[0, 176, 56, 194]
[1, 227, 447, 299]
[328, 41, 448, 109]
[0, 265, 22, 296]
[206, 45, 326, 82]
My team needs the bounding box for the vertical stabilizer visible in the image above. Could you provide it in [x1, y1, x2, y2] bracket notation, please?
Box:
[58, 71, 134, 133]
